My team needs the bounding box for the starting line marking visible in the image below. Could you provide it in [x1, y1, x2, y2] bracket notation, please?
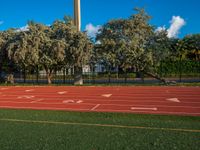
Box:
[166, 98, 180, 103]
[101, 94, 112, 98]
[0, 118, 199, 133]
[131, 107, 158, 111]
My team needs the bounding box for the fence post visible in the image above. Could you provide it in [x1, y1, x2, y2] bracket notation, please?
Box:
[108, 66, 111, 84]
[179, 55, 182, 82]
[23, 66, 26, 83]
[63, 68, 66, 84]
[36, 65, 39, 84]
[160, 61, 163, 78]
[199, 61, 200, 81]
[92, 65, 95, 84]
[124, 69, 127, 84]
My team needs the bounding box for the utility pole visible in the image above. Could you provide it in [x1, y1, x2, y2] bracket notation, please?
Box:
[73, 0, 83, 85]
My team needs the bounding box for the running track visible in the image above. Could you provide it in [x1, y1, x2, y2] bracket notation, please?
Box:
[0, 86, 200, 116]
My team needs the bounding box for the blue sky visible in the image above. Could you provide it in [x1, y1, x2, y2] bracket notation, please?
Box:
[0, 0, 199, 38]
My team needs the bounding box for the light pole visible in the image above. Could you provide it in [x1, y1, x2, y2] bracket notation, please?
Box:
[74, 0, 81, 31]
[73, 0, 83, 85]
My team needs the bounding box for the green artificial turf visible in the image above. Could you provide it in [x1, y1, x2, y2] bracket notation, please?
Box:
[0, 109, 199, 150]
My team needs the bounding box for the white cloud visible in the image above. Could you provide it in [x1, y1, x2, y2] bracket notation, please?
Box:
[0, 21, 4, 25]
[167, 16, 186, 38]
[16, 25, 29, 32]
[155, 26, 166, 33]
[85, 23, 101, 38]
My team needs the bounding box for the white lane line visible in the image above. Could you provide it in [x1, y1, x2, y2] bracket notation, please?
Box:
[0, 106, 90, 111]
[0, 100, 200, 108]
[91, 104, 101, 111]
[25, 89, 34, 92]
[131, 107, 158, 111]
[58, 91, 67, 95]
[166, 98, 180, 103]
[0, 88, 9, 90]
[95, 109, 200, 116]
[101, 94, 112, 98]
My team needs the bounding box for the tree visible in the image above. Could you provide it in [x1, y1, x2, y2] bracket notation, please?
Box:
[183, 34, 200, 61]
[52, 17, 93, 85]
[0, 31, 5, 81]
[147, 30, 172, 75]
[31, 22, 66, 84]
[96, 8, 154, 79]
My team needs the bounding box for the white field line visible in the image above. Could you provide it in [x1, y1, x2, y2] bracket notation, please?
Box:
[91, 104, 101, 111]
[0, 118, 200, 133]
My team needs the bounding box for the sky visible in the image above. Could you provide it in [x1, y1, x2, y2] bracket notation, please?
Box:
[0, 0, 199, 38]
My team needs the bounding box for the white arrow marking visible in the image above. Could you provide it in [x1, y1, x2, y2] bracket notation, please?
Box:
[63, 100, 83, 104]
[58, 91, 67, 95]
[25, 89, 34, 92]
[17, 96, 35, 99]
[63, 100, 75, 104]
[131, 107, 158, 111]
[166, 98, 180, 103]
[101, 94, 112, 98]
[76, 100, 83, 104]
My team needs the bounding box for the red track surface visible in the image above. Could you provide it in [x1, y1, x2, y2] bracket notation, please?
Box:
[0, 86, 200, 116]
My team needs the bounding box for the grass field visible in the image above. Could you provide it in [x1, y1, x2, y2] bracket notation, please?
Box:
[0, 109, 199, 150]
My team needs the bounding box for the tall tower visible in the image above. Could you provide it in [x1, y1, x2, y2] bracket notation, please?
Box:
[74, 0, 81, 31]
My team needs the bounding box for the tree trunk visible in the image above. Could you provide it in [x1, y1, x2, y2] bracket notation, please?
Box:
[143, 71, 175, 84]
[74, 66, 83, 85]
[45, 68, 52, 84]
[47, 73, 52, 84]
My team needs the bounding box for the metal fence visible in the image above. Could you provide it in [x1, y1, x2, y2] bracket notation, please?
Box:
[1, 60, 200, 84]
